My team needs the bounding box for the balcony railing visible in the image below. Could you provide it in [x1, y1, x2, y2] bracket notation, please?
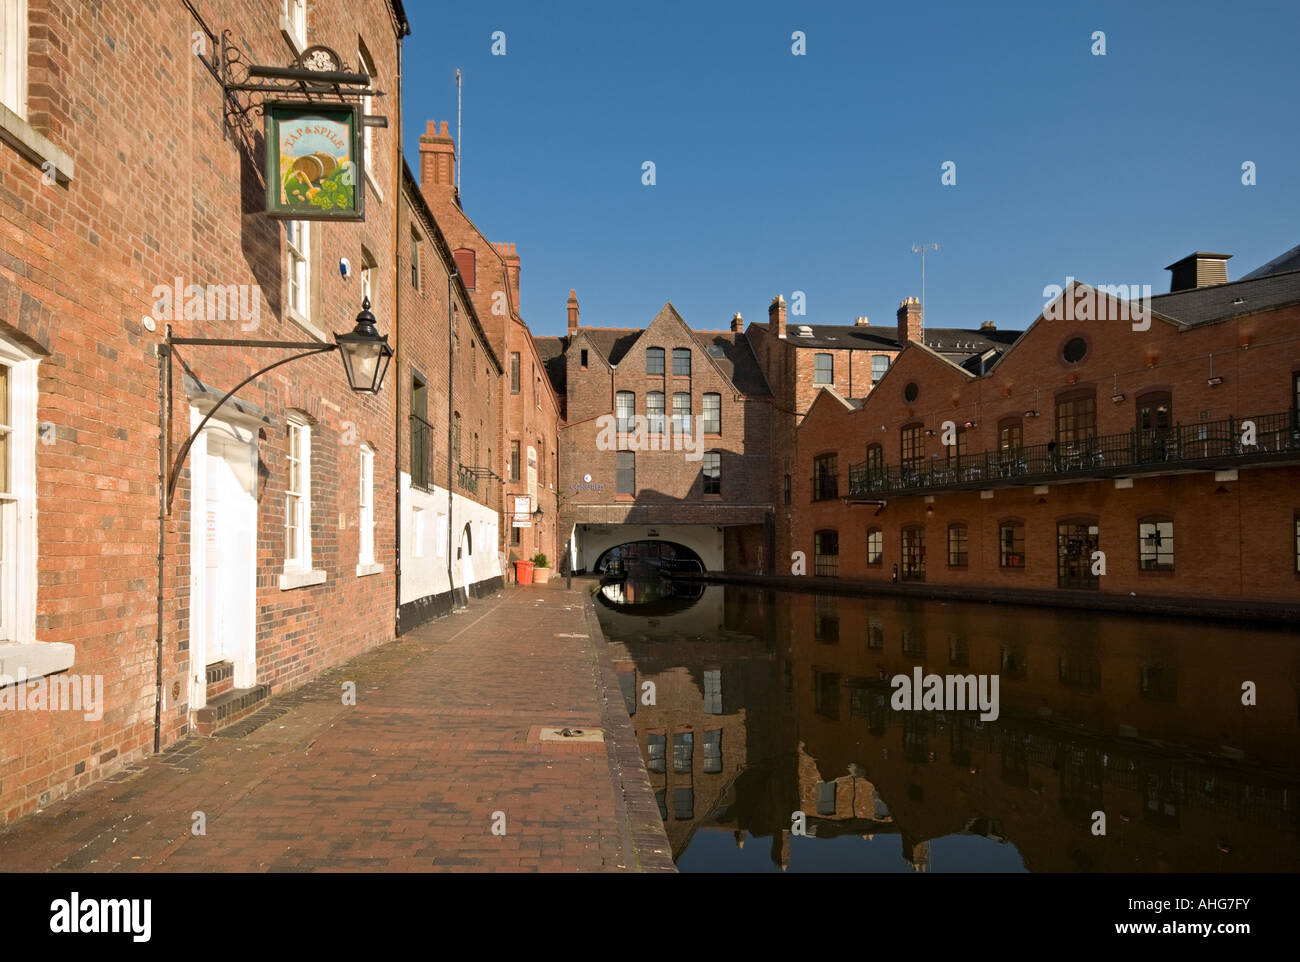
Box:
[457, 463, 479, 494]
[847, 409, 1300, 498]
[409, 414, 433, 490]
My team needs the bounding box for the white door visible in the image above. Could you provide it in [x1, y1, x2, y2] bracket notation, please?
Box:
[200, 427, 258, 685]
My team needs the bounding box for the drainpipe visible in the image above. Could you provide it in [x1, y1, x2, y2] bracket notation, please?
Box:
[154, 339, 169, 754]
[447, 272, 459, 607]
[392, 31, 404, 636]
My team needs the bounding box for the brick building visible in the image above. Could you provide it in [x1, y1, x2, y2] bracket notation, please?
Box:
[536, 300, 773, 573]
[793, 250, 1300, 607]
[0, 0, 411, 824]
[748, 292, 1019, 565]
[415, 121, 560, 573]
[396, 162, 503, 628]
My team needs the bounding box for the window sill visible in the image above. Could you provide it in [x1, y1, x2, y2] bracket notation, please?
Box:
[356, 561, 384, 577]
[279, 568, 327, 590]
[0, 641, 76, 683]
[615, 494, 635, 502]
[702, 494, 722, 501]
[286, 307, 327, 342]
[0, 104, 74, 184]
[365, 167, 384, 204]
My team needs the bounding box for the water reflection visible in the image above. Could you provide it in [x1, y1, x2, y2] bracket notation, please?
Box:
[595, 582, 1300, 873]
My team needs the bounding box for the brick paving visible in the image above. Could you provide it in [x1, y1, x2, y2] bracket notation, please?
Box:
[0, 581, 675, 873]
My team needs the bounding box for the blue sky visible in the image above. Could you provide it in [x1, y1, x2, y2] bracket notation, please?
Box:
[401, 0, 1299, 337]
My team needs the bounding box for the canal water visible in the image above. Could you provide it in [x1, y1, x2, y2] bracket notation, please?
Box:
[593, 580, 1300, 873]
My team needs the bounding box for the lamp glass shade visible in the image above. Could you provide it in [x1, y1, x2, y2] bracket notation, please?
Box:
[335, 298, 393, 394]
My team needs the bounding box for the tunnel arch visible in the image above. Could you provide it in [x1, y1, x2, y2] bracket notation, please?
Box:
[593, 540, 704, 574]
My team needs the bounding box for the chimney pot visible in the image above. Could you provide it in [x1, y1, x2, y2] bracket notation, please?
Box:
[980, 321, 996, 331]
[897, 296, 923, 346]
[769, 295, 787, 339]
[855, 316, 870, 326]
[731, 312, 744, 333]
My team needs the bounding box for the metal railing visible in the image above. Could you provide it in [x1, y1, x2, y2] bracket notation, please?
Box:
[847, 409, 1300, 498]
[457, 463, 478, 494]
[409, 414, 432, 490]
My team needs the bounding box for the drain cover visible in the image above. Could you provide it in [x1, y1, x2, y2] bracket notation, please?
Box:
[538, 726, 604, 744]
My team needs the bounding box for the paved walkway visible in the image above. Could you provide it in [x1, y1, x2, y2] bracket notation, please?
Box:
[0, 582, 675, 872]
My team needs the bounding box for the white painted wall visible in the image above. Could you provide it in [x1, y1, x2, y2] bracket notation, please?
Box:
[573, 523, 724, 572]
[400, 473, 502, 605]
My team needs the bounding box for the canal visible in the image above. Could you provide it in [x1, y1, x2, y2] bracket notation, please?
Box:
[593, 580, 1300, 872]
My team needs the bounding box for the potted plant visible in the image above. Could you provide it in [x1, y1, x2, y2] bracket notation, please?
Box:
[531, 552, 551, 584]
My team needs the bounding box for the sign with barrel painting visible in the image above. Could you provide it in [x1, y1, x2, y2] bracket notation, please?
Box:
[265, 102, 365, 220]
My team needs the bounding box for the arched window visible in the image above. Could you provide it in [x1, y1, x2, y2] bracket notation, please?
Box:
[646, 347, 665, 375]
[646, 391, 665, 434]
[900, 423, 924, 472]
[453, 248, 476, 290]
[672, 347, 691, 376]
[999, 519, 1026, 568]
[866, 527, 883, 565]
[901, 525, 925, 581]
[615, 391, 635, 433]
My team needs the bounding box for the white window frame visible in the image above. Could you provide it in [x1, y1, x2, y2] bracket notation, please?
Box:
[1, 0, 28, 119]
[357, 443, 382, 575]
[357, 42, 382, 202]
[282, 0, 307, 52]
[280, 414, 325, 589]
[0, 333, 68, 679]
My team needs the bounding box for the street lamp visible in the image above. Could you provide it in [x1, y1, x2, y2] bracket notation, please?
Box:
[163, 297, 393, 508]
[334, 297, 393, 394]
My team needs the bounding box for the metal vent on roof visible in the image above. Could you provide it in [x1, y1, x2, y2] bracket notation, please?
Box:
[796, 326, 814, 337]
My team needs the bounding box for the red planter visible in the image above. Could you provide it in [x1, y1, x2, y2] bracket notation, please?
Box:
[514, 560, 535, 585]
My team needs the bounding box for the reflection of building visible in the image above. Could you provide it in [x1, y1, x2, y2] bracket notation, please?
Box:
[781, 590, 1300, 872]
[600, 586, 793, 859]
[596, 583, 1300, 871]
[795, 253, 1300, 607]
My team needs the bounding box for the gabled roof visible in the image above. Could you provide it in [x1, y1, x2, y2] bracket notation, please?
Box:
[1240, 244, 1300, 280]
[532, 302, 772, 400]
[1150, 269, 1300, 327]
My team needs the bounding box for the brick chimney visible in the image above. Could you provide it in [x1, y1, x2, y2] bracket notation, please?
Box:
[896, 297, 922, 345]
[1165, 251, 1232, 292]
[854, 316, 870, 326]
[418, 120, 456, 198]
[980, 321, 997, 331]
[731, 312, 743, 333]
[494, 242, 520, 305]
[769, 294, 787, 339]
[567, 289, 580, 333]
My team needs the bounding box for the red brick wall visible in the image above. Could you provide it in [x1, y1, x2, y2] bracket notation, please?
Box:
[558, 308, 773, 556]
[791, 303, 1300, 601]
[414, 122, 560, 566]
[0, 0, 407, 824]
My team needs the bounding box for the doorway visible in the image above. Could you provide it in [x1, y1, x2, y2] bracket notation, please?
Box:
[1057, 520, 1100, 590]
[190, 413, 258, 707]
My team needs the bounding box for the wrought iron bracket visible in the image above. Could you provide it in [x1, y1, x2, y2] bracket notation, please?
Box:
[184, 0, 386, 134]
[163, 331, 337, 512]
